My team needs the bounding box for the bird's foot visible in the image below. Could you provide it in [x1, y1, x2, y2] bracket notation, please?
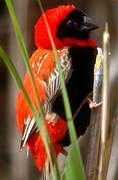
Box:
[87, 98, 102, 109]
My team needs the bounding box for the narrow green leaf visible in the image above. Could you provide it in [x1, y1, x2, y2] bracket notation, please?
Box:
[5, 0, 59, 179]
[38, 0, 76, 150]
[5, 0, 86, 178]
[5, 0, 44, 120]
[61, 147, 86, 180]
[0, 46, 57, 180]
[0, 47, 39, 125]
[38, 1, 86, 179]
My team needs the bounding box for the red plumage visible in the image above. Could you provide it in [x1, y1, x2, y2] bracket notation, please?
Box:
[16, 4, 98, 173]
[35, 5, 97, 49]
[16, 46, 68, 171]
[16, 72, 46, 132]
[35, 5, 75, 49]
[27, 117, 67, 171]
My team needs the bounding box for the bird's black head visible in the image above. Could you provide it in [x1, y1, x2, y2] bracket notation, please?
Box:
[35, 5, 99, 49]
[56, 9, 99, 40]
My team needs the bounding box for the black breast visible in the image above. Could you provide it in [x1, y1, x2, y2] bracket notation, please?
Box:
[52, 45, 97, 146]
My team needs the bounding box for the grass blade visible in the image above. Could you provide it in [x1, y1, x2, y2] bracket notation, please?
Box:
[38, 0, 77, 150]
[5, 0, 44, 119]
[61, 146, 86, 180]
[5, 0, 59, 179]
[0, 47, 57, 180]
[37, 1, 86, 179]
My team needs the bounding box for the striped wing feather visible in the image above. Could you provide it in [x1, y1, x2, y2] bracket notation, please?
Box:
[20, 47, 72, 149]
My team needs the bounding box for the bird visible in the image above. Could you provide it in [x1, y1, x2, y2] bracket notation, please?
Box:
[16, 4, 99, 173]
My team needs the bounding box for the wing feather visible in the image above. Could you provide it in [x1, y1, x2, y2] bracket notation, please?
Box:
[20, 47, 72, 150]
[46, 48, 72, 103]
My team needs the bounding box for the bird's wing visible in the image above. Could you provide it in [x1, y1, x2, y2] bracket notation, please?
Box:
[20, 47, 72, 150]
[45, 47, 72, 103]
[20, 116, 36, 150]
[20, 97, 52, 150]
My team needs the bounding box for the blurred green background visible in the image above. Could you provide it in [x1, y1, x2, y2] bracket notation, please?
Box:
[0, 0, 118, 180]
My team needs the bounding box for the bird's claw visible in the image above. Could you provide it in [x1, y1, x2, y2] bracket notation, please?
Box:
[87, 98, 102, 109]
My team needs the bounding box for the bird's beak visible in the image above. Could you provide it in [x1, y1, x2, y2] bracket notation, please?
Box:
[80, 16, 99, 32]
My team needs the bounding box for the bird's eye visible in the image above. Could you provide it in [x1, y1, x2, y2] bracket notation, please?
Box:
[67, 20, 73, 27]
[67, 19, 80, 30]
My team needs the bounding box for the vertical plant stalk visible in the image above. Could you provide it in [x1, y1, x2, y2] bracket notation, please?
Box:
[0, 47, 57, 180]
[98, 23, 110, 180]
[37, 2, 86, 180]
[85, 49, 103, 180]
